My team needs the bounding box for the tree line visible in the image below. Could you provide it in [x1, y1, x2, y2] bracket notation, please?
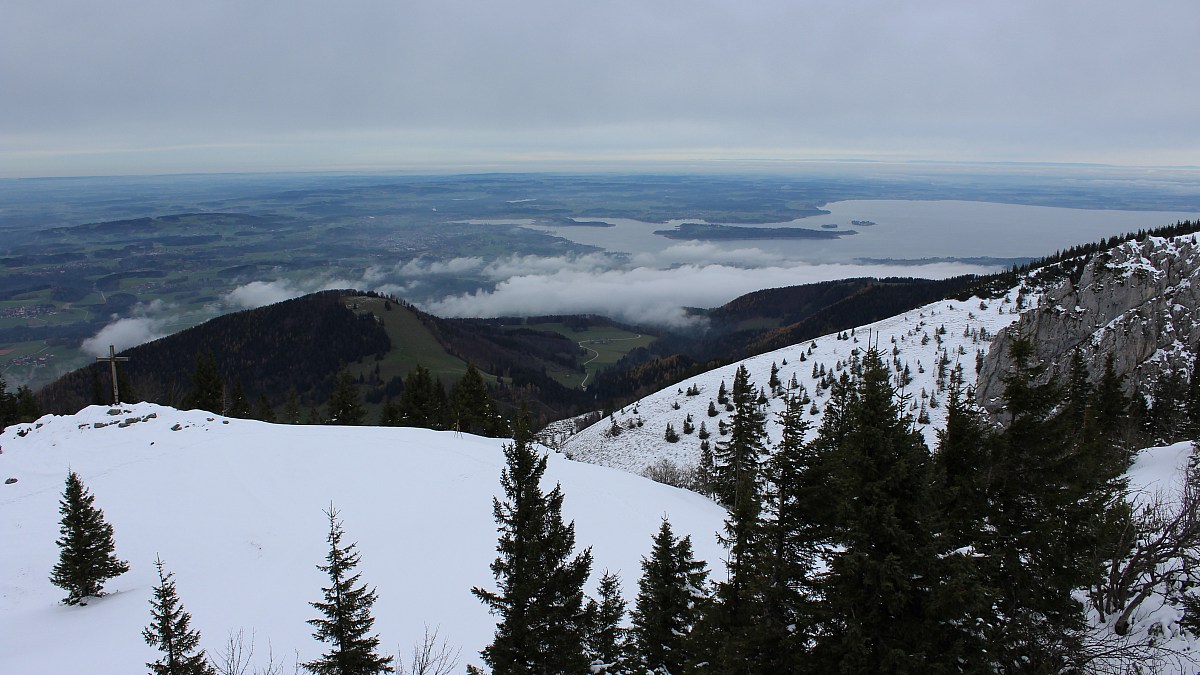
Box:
[0, 372, 41, 432]
[472, 345, 1200, 672]
[180, 352, 510, 438]
[36, 336, 1200, 672]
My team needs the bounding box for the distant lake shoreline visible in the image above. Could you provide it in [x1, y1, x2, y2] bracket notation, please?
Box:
[468, 200, 1200, 265]
[654, 222, 855, 241]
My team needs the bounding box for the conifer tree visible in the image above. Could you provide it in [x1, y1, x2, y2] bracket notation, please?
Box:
[50, 471, 130, 605]
[472, 411, 593, 674]
[326, 370, 366, 425]
[984, 336, 1106, 667]
[305, 406, 323, 425]
[932, 367, 993, 547]
[0, 374, 19, 430]
[697, 441, 715, 498]
[14, 383, 40, 422]
[817, 347, 941, 672]
[88, 367, 106, 406]
[398, 365, 447, 429]
[1146, 368, 1192, 443]
[143, 556, 214, 675]
[583, 570, 630, 673]
[701, 363, 769, 670]
[228, 379, 251, 418]
[631, 518, 708, 675]
[663, 422, 679, 443]
[304, 507, 393, 675]
[377, 399, 403, 427]
[1076, 354, 1135, 499]
[1064, 348, 1092, 429]
[928, 370, 995, 668]
[283, 388, 303, 425]
[1188, 355, 1200, 437]
[451, 363, 500, 435]
[1090, 354, 1131, 453]
[184, 351, 224, 414]
[753, 393, 820, 669]
[254, 393, 276, 423]
[712, 364, 767, 508]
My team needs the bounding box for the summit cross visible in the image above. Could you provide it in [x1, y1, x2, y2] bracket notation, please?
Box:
[96, 344, 129, 405]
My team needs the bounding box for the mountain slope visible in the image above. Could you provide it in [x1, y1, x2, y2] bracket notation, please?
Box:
[978, 233, 1200, 420]
[555, 236, 1200, 670]
[0, 404, 727, 674]
[560, 286, 1031, 475]
[563, 230, 1200, 476]
[34, 291, 604, 423]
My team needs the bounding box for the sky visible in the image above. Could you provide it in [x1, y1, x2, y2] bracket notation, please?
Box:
[3, 0, 1199, 178]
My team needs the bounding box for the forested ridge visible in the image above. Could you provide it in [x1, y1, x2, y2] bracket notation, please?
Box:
[475, 343, 1200, 672]
[36, 291, 390, 416]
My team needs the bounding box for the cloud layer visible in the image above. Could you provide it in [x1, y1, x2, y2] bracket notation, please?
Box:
[222, 277, 360, 311]
[5, 0, 1199, 175]
[81, 317, 172, 357]
[422, 260, 993, 328]
[80, 300, 180, 356]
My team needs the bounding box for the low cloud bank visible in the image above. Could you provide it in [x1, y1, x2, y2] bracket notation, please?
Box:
[80, 253, 997, 356]
[222, 277, 359, 310]
[81, 300, 183, 356]
[395, 252, 618, 281]
[81, 317, 172, 356]
[423, 260, 994, 329]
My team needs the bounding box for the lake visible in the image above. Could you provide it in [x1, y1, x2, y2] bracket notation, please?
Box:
[497, 200, 1200, 265]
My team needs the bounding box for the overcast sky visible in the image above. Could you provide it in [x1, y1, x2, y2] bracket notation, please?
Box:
[3, 0, 1198, 177]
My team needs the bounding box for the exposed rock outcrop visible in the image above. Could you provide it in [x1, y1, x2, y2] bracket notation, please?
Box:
[977, 234, 1200, 416]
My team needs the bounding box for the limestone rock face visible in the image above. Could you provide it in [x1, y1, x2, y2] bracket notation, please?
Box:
[977, 234, 1200, 415]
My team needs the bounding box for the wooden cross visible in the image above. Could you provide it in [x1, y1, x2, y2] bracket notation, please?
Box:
[96, 344, 129, 405]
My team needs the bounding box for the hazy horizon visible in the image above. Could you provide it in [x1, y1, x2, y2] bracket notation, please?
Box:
[4, 1, 1198, 178]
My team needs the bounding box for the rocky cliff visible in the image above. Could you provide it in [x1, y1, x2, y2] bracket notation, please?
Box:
[977, 233, 1200, 415]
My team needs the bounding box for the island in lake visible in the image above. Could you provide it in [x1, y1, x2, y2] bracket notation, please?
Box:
[532, 215, 615, 227]
[654, 222, 858, 241]
[851, 219, 877, 226]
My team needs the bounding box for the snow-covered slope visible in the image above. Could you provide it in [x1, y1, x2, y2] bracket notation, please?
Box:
[564, 287, 1034, 475]
[1097, 440, 1199, 669]
[0, 404, 727, 674]
[979, 233, 1200, 412]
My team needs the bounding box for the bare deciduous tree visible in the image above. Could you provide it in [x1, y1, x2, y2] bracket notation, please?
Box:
[1090, 464, 1200, 635]
[640, 458, 701, 491]
[211, 629, 254, 675]
[395, 626, 460, 675]
[1083, 454, 1200, 671]
[209, 629, 299, 675]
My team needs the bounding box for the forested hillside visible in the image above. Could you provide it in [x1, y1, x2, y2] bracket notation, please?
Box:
[553, 230, 1200, 671]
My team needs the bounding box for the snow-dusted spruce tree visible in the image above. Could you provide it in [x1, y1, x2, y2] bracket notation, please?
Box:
[143, 556, 214, 675]
[984, 336, 1128, 668]
[712, 364, 767, 508]
[816, 347, 942, 672]
[471, 410, 593, 674]
[326, 371, 366, 425]
[631, 518, 708, 674]
[49, 470, 130, 605]
[582, 570, 630, 673]
[752, 392, 820, 669]
[304, 507, 394, 675]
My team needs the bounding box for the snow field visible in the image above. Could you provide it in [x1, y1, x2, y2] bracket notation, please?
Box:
[0, 404, 727, 674]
